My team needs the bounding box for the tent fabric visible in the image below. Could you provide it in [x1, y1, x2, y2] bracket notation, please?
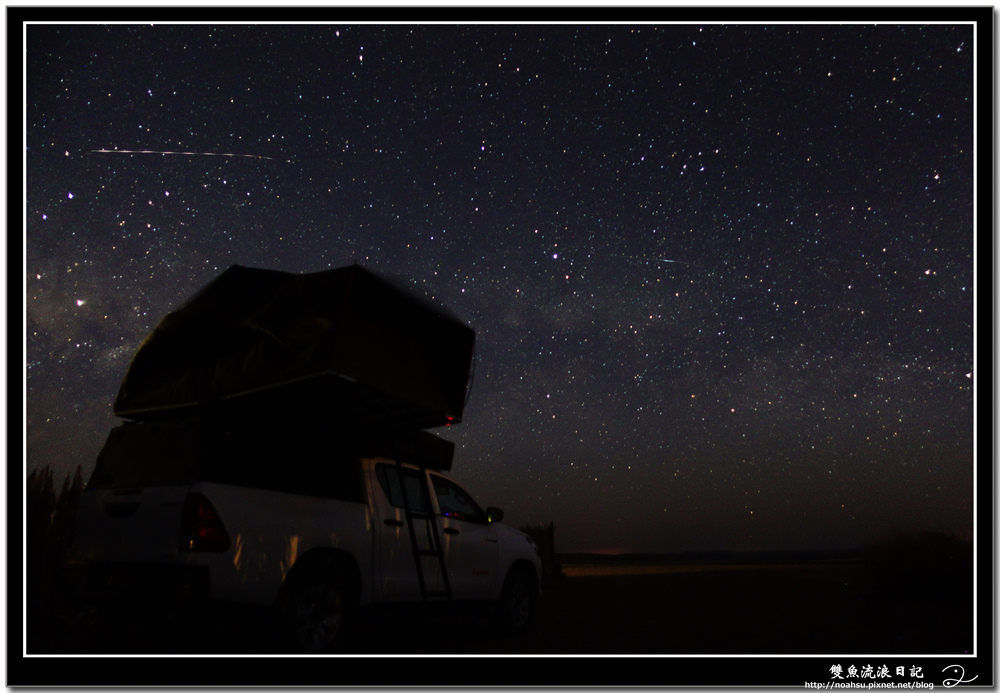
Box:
[113, 265, 475, 430]
[90, 419, 454, 491]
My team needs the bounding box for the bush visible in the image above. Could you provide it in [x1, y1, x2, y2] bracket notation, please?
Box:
[518, 522, 564, 587]
[26, 465, 84, 615]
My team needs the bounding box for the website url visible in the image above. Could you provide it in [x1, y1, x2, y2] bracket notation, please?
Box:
[805, 683, 934, 690]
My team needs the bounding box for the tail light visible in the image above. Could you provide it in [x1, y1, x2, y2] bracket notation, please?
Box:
[179, 493, 230, 552]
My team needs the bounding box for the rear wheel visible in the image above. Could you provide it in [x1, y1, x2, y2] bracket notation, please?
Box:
[495, 567, 537, 635]
[279, 567, 351, 653]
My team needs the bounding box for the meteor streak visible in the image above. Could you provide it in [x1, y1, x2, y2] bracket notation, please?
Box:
[611, 254, 701, 268]
[648, 258, 694, 265]
[91, 149, 279, 161]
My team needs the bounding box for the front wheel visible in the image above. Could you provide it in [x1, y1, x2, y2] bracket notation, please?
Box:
[495, 567, 537, 636]
[279, 567, 351, 653]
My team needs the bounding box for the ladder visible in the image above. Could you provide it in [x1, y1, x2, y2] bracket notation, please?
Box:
[396, 460, 452, 605]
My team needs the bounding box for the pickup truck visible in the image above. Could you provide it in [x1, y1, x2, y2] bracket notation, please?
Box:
[67, 416, 542, 653]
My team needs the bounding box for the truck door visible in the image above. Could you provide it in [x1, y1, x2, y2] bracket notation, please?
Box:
[429, 474, 499, 599]
[370, 461, 444, 602]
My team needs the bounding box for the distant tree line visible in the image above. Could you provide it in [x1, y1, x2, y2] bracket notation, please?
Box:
[26, 465, 85, 615]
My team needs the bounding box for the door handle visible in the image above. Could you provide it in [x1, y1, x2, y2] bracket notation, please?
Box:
[384, 519, 404, 527]
[443, 527, 459, 535]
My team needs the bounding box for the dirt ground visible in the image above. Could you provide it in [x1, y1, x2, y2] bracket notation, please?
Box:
[27, 559, 972, 657]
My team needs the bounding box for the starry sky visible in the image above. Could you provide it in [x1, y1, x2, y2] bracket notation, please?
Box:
[23, 14, 981, 554]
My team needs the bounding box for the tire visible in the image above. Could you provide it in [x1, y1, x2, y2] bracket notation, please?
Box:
[279, 567, 351, 653]
[495, 567, 537, 636]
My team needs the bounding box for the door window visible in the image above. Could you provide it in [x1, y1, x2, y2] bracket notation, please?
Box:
[431, 476, 487, 524]
[376, 464, 431, 514]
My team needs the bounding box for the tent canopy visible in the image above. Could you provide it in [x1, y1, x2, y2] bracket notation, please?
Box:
[114, 265, 475, 430]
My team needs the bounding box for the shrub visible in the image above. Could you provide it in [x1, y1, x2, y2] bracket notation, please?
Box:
[26, 465, 84, 614]
[517, 522, 564, 587]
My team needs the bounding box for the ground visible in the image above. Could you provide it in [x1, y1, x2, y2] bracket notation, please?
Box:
[27, 556, 972, 657]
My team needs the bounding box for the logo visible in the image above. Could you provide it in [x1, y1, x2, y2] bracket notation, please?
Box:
[942, 665, 977, 688]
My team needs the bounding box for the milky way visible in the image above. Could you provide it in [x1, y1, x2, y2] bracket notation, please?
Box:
[24, 16, 982, 553]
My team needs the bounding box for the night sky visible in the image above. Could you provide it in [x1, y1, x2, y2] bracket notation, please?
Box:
[23, 13, 981, 554]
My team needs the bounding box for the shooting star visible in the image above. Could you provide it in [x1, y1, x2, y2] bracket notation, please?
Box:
[91, 149, 282, 161]
[611, 254, 701, 268]
[648, 258, 696, 266]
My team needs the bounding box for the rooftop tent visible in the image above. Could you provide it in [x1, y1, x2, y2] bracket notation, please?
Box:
[113, 265, 476, 430]
[89, 420, 455, 490]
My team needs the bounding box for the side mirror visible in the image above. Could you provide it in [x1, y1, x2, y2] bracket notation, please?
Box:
[486, 506, 504, 523]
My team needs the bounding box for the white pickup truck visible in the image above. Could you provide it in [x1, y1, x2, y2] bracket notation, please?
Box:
[67, 417, 542, 653]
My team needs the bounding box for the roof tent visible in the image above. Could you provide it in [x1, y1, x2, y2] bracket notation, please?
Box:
[113, 265, 475, 430]
[89, 419, 454, 490]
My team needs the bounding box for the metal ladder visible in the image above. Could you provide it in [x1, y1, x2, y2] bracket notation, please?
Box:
[396, 460, 452, 605]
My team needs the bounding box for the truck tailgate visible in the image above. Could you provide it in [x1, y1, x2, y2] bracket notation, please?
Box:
[70, 485, 191, 565]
